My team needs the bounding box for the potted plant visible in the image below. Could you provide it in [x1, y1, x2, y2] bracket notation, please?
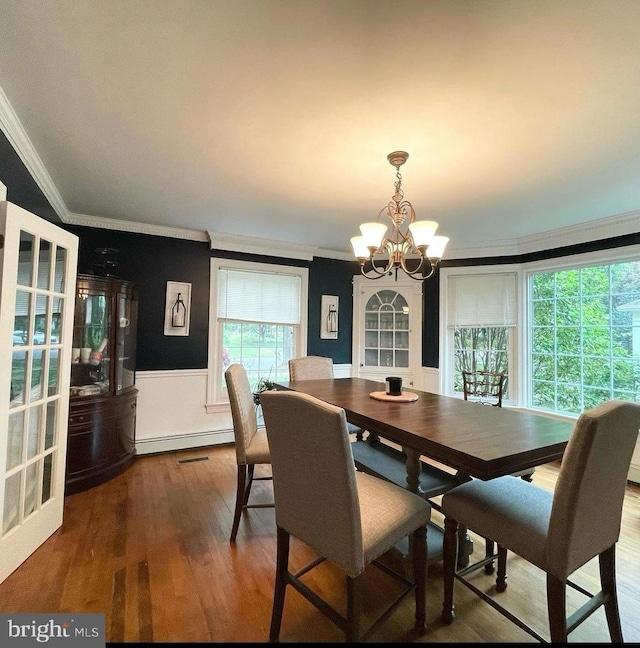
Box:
[253, 377, 278, 406]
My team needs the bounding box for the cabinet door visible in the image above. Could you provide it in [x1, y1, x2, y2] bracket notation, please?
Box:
[71, 287, 111, 395]
[352, 276, 423, 388]
[115, 290, 137, 392]
[0, 200, 78, 584]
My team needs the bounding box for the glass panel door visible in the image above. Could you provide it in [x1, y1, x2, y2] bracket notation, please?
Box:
[0, 200, 78, 584]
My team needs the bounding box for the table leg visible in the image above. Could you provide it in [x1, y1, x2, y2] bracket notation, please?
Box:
[402, 447, 423, 495]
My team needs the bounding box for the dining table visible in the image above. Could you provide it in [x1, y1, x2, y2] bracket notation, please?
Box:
[276, 377, 574, 481]
[275, 377, 575, 566]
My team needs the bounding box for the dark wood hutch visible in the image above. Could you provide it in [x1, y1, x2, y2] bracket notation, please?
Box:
[65, 274, 138, 494]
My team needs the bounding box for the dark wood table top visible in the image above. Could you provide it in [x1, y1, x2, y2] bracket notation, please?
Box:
[276, 377, 574, 480]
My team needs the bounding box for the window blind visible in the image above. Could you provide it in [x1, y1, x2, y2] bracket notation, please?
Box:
[447, 272, 517, 327]
[217, 267, 301, 325]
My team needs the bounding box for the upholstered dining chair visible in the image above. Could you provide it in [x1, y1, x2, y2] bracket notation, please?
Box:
[288, 355, 365, 440]
[224, 363, 274, 542]
[260, 389, 432, 642]
[441, 399, 640, 643]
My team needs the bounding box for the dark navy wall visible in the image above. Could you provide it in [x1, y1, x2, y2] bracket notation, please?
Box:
[64, 225, 360, 370]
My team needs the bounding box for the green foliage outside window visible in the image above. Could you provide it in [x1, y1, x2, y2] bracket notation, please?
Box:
[221, 320, 294, 393]
[531, 261, 640, 414]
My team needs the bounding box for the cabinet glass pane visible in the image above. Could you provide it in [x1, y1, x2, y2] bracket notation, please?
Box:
[396, 313, 409, 330]
[380, 350, 394, 367]
[395, 350, 409, 367]
[117, 294, 137, 391]
[395, 331, 409, 349]
[380, 312, 394, 329]
[364, 331, 378, 347]
[380, 331, 393, 348]
[364, 349, 378, 366]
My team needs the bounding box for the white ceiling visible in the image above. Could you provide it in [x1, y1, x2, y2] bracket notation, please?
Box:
[1, 0, 640, 259]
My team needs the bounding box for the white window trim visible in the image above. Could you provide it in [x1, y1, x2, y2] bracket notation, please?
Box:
[206, 258, 308, 410]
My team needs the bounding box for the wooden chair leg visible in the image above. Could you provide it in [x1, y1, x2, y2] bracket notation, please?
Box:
[441, 516, 458, 623]
[484, 538, 496, 574]
[243, 464, 255, 505]
[230, 465, 247, 542]
[346, 573, 363, 642]
[546, 573, 568, 642]
[412, 524, 427, 634]
[270, 526, 290, 642]
[496, 545, 507, 592]
[599, 545, 623, 642]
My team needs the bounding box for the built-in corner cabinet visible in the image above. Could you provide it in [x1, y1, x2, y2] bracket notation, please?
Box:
[352, 275, 424, 390]
[65, 274, 139, 495]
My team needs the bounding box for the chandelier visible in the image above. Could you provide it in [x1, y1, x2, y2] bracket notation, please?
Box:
[350, 151, 449, 281]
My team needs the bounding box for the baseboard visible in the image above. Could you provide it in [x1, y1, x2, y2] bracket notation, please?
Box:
[135, 429, 234, 455]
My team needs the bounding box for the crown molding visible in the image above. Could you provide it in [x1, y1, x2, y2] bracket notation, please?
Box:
[67, 212, 209, 242]
[446, 209, 640, 259]
[0, 87, 70, 221]
[207, 230, 351, 261]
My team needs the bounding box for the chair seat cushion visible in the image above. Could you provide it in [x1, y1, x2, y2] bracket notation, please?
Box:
[441, 475, 553, 570]
[244, 426, 270, 464]
[356, 471, 431, 572]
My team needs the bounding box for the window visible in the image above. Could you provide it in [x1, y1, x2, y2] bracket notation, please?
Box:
[529, 260, 640, 414]
[443, 269, 518, 401]
[208, 259, 308, 404]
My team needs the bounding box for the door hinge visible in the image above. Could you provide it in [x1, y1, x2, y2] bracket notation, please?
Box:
[0, 234, 4, 249]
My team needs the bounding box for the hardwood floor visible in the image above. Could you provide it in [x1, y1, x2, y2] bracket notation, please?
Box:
[1, 442, 639, 643]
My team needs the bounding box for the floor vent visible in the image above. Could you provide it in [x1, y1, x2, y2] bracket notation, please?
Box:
[177, 456, 209, 464]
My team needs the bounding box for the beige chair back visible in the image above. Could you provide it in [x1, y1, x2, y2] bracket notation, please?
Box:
[547, 399, 640, 578]
[288, 356, 334, 381]
[225, 363, 259, 466]
[260, 389, 365, 575]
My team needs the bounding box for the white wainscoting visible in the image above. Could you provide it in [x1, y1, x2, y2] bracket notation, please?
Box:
[133, 365, 640, 484]
[421, 366, 441, 394]
[135, 369, 234, 455]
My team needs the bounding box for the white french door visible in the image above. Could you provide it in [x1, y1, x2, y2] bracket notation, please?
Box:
[0, 199, 77, 583]
[352, 275, 423, 389]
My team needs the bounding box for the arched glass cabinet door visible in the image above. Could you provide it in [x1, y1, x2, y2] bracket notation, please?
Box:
[364, 290, 410, 368]
[352, 275, 423, 387]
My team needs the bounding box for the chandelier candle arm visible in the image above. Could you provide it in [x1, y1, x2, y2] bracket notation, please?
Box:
[350, 151, 449, 281]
